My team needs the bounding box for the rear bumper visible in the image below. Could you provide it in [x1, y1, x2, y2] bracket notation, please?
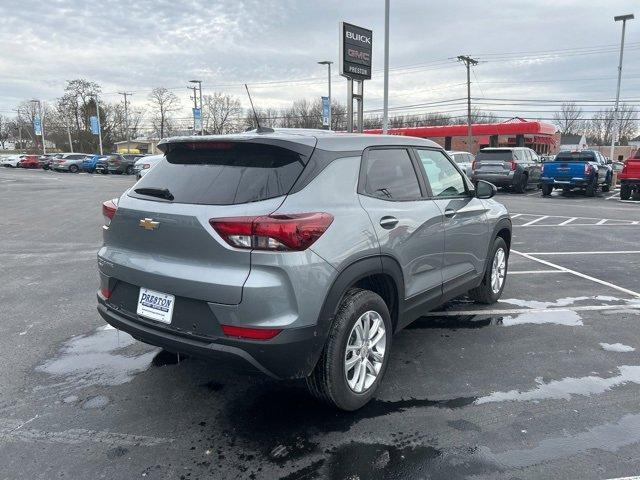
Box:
[620, 178, 640, 186]
[472, 171, 516, 187]
[540, 176, 589, 187]
[97, 297, 322, 380]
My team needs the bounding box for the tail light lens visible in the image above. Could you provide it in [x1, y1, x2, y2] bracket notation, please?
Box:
[221, 325, 282, 340]
[100, 287, 112, 299]
[584, 164, 593, 175]
[210, 213, 334, 251]
[102, 198, 118, 227]
[510, 161, 517, 171]
[472, 160, 478, 171]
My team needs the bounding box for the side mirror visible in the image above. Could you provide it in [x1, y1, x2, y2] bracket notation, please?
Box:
[475, 180, 497, 199]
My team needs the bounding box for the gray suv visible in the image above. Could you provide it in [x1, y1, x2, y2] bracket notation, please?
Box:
[97, 130, 511, 410]
[471, 147, 542, 193]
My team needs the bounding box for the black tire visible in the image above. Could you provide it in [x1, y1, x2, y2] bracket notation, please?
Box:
[620, 185, 631, 200]
[101, 169, 108, 175]
[602, 183, 610, 193]
[306, 288, 392, 411]
[125, 165, 134, 175]
[468, 237, 509, 304]
[69, 164, 79, 173]
[542, 184, 553, 196]
[514, 173, 528, 194]
[585, 177, 597, 197]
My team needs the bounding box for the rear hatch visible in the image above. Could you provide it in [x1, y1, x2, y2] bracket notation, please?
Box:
[474, 150, 515, 175]
[547, 151, 595, 181]
[101, 138, 315, 305]
[620, 158, 640, 180]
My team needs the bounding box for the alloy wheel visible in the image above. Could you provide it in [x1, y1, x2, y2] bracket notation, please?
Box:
[491, 247, 506, 294]
[344, 310, 386, 393]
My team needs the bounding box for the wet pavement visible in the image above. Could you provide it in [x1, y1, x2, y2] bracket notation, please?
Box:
[2, 168, 640, 479]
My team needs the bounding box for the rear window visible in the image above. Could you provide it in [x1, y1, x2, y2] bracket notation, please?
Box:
[130, 142, 306, 205]
[554, 151, 596, 162]
[476, 150, 513, 161]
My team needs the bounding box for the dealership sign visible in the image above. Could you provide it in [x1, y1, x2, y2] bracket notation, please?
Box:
[340, 22, 372, 81]
[33, 117, 42, 136]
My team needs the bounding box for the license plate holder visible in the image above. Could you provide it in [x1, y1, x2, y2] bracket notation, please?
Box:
[136, 288, 175, 324]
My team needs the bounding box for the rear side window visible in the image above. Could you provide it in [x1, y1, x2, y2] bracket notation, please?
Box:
[476, 150, 513, 161]
[130, 142, 306, 205]
[363, 148, 422, 200]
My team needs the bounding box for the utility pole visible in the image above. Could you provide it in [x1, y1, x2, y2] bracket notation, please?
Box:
[118, 92, 132, 153]
[189, 80, 203, 135]
[457, 55, 478, 153]
[94, 95, 103, 155]
[610, 14, 634, 160]
[382, 0, 390, 133]
[67, 126, 73, 153]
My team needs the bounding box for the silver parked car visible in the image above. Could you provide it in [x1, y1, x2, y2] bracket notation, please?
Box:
[97, 130, 511, 410]
[53, 153, 91, 173]
[446, 150, 475, 177]
[134, 154, 163, 180]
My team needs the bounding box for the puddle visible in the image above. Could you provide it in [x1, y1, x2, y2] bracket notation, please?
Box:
[37, 325, 158, 389]
[409, 310, 583, 329]
[493, 412, 640, 468]
[82, 395, 110, 409]
[600, 343, 635, 353]
[476, 365, 640, 405]
[283, 443, 502, 480]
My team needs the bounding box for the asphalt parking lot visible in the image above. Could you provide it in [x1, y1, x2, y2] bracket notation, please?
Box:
[2, 168, 640, 480]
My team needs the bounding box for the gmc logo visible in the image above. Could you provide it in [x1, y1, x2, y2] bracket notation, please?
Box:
[346, 31, 371, 44]
[348, 48, 370, 62]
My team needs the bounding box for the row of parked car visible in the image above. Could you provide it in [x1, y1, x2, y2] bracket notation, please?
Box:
[0, 152, 155, 175]
[448, 146, 638, 199]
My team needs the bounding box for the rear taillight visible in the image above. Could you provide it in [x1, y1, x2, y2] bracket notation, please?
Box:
[210, 212, 334, 251]
[100, 287, 112, 299]
[584, 164, 593, 175]
[541, 163, 545, 174]
[221, 325, 282, 340]
[102, 198, 118, 227]
[510, 161, 517, 171]
[472, 160, 478, 171]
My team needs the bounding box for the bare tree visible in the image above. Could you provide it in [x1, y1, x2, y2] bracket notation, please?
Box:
[553, 102, 584, 135]
[616, 104, 638, 144]
[0, 114, 10, 149]
[148, 87, 180, 138]
[202, 92, 242, 134]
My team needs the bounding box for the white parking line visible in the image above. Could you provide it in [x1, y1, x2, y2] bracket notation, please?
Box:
[511, 250, 640, 298]
[510, 213, 523, 219]
[508, 270, 570, 274]
[525, 251, 640, 256]
[422, 304, 640, 317]
[521, 216, 549, 226]
[606, 193, 620, 200]
[558, 217, 577, 226]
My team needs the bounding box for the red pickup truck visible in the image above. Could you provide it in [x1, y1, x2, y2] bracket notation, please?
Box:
[619, 150, 640, 200]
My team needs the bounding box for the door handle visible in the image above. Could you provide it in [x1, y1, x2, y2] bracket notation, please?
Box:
[379, 216, 398, 229]
[444, 208, 457, 218]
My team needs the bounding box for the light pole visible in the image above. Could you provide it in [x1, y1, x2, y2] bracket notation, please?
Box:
[382, 0, 390, 134]
[30, 99, 46, 155]
[610, 13, 634, 161]
[189, 80, 203, 135]
[318, 61, 333, 129]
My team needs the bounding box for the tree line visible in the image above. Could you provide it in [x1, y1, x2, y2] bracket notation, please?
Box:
[552, 102, 638, 145]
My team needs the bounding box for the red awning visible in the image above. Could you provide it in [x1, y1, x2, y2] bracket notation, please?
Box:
[366, 119, 557, 138]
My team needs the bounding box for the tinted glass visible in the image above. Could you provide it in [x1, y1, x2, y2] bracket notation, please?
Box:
[363, 149, 421, 200]
[554, 151, 596, 162]
[476, 150, 513, 161]
[130, 142, 305, 205]
[416, 149, 467, 198]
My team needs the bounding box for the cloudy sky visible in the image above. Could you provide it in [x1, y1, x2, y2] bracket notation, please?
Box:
[0, 0, 638, 125]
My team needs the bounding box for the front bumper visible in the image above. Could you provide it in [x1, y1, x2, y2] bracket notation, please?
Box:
[97, 295, 322, 379]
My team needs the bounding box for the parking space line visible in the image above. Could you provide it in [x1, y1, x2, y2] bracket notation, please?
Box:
[558, 217, 577, 226]
[606, 193, 620, 200]
[596, 219, 607, 225]
[524, 251, 640, 256]
[510, 214, 523, 219]
[422, 304, 640, 316]
[508, 270, 570, 274]
[518, 223, 640, 228]
[511, 250, 640, 298]
[521, 216, 549, 226]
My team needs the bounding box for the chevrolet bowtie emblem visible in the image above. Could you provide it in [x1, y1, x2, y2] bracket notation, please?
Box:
[139, 218, 159, 231]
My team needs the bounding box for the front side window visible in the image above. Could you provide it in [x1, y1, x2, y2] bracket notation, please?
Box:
[363, 148, 422, 200]
[416, 149, 467, 198]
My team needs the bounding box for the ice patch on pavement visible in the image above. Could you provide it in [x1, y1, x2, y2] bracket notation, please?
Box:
[475, 365, 640, 404]
[500, 295, 623, 309]
[600, 343, 635, 353]
[500, 310, 582, 327]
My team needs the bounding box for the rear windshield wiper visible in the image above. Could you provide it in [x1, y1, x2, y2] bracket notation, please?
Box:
[134, 187, 174, 201]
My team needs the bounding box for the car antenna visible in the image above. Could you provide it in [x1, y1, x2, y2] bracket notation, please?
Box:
[244, 84, 274, 133]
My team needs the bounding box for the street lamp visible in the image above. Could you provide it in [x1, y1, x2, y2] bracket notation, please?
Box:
[30, 99, 45, 155]
[318, 61, 333, 129]
[610, 13, 634, 160]
[189, 80, 203, 135]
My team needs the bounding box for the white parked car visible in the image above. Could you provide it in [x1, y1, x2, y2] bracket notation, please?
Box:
[134, 154, 163, 180]
[446, 150, 475, 177]
[1, 155, 24, 167]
